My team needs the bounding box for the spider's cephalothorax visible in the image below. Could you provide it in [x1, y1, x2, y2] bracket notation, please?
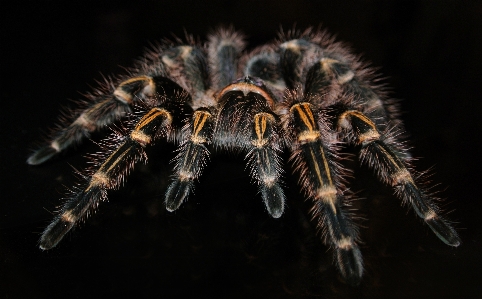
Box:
[28, 27, 460, 285]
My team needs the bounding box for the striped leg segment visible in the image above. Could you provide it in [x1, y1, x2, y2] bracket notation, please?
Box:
[304, 57, 388, 121]
[207, 27, 245, 90]
[165, 108, 214, 211]
[27, 75, 180, 165]
[165, 30, 244, 211]
[39, 104, 179, 250]
[27, 95, 130, 165]
[243, 46, 286, 100]
[288, 101, 362, 284]
[248, 112, 285, 218]
[215, 77, 285, 218]
[338, 110, 460, 246]
[279, 36, 392, 127]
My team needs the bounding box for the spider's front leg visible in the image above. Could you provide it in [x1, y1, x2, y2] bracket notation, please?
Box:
[282, 94, 363, 285]
[278, 35, 362, 284]
[164, 107, 214, 211]
[39, 78, 190, 250]
[214, 77, 285, 217]
[337, 109, 460, 246]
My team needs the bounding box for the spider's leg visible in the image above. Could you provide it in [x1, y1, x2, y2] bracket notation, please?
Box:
[242, 46, 286, 216]
[215, 77, 285, 218]
[26, 71, 181, 165]
[28, 37, 213, 166]
[284, 97, 363, 285]
[39, 78, 189, 250]
[279, 32, 396, 128]
[165, 28, 246, 210]
[303, 56, 391, 124]
[165, 108, 214, 211]
[279, 36, 362, 284]
[27, 92, 130, 165]
[337, 110, 460, 246]
[243, 45, 286, 100]
[208, 27, 246, 91]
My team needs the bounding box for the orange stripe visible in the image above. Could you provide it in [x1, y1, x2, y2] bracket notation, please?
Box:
[135, 108, 171, 131]
[320, 146, 333, 186]
[217, 82, 275, 107]
[119, 76, 152, 87]
[340, 110, 377, 131]
[192, 110, 210, 139]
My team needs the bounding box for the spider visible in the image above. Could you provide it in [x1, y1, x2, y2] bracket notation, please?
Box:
[28, 26, 460, 285]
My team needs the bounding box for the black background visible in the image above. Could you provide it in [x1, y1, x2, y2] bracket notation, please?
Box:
[2, 1, 481, 298]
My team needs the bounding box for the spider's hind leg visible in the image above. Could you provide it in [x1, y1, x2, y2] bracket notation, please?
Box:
[337, 109, 460, 246]
[27, 91, 129, 165]
[27, 73, 176, 165]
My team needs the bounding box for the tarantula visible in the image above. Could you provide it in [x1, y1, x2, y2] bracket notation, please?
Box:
[28, 27, 460, 285]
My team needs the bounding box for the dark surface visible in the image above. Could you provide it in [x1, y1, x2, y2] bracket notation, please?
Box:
[1, 1, 481, 298]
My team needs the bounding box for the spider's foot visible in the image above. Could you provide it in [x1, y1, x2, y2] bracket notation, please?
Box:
[165, 179, 194, 212]
[27, 146, 59, 165]
[425, 215, 461, 247]
[261, 184, 285, 218]
[399, 181, 461, 247]
[39, 217, 75, 250]
[336, 244, 363, 286]
[39, 185, 107, 250]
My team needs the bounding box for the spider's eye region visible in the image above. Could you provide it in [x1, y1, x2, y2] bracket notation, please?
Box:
[217, 79, 275, 108]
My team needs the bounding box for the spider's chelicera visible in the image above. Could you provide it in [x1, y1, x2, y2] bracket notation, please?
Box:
[28, 27, 460, 285]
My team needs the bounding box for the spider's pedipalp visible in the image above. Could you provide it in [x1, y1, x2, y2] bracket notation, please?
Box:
[215, 77, 286, 218]
[248, 112, 285, 217]
[338, 109, 460, 246]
